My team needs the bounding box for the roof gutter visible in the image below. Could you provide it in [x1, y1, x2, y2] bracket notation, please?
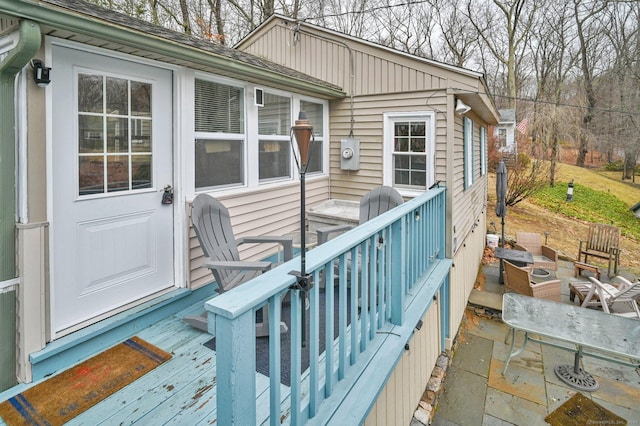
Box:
[0, 0, 344, 99]
[0, 19, 41, 281]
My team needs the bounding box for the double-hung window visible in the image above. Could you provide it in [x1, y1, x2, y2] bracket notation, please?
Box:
[258, 92, 291, 181]
[384, 112, 434, 193]
[194, 79, 245, 190]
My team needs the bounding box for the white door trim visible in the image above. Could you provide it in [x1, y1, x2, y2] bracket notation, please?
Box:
[44, 37, 186, 339]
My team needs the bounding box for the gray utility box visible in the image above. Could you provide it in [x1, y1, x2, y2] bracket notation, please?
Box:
[340, 138, 360, 170]
[307, 199, 359, 232]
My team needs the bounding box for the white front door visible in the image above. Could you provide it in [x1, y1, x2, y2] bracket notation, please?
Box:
[51, 46, 175, 334]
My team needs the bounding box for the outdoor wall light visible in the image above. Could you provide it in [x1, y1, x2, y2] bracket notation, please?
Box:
[455, 98, 471, 115]
[31, 59, 51, 87]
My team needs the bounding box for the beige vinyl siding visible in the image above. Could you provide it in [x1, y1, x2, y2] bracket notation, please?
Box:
[364, 299, 441, 425]
[328, 91, 449, 201]
[447, 213, 486, 348]
[451, 113, 488, 256]
[188, 177, 330, 288]
[240, 22, 460, 97]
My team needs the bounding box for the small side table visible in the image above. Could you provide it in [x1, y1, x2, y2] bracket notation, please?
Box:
[574, 262, 600, 279]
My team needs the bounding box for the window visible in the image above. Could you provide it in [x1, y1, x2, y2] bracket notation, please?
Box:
[497, 128, 507, 148]
[193, 76, 328, 192]
[480, 126, 487, 176]
[300, 100, 324, 174]
[194, 79, 245, 190]
[384, 112, 434, 193]
[77, 73, 153, 196]
[258, 92, 291, 181]
[464, 117, 474, 189]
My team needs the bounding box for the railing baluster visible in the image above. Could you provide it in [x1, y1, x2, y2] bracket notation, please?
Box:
[324, 262, 334, 396]
[368, 236, 377, 338]
[269, 295, 282, 426]
[360, 240, 369, 352]
[338, 253, 348, 380]
[309, 276, 320, 418]
[290, 289, 302, 425]
[350, 245, 359, 366]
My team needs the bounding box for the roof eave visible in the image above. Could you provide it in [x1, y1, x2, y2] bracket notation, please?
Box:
[0, 1, 345, 99]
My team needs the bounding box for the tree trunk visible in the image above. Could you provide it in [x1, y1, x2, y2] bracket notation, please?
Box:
[179, 0, 191, 34]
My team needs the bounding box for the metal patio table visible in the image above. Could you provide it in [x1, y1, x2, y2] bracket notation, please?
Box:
[501, 293, 640, 391]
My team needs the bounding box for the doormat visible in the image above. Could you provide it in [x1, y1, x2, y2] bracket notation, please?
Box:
[0, 336, 171, 426]
[544, 392, 627, 425]
[205, 287, 351, 386]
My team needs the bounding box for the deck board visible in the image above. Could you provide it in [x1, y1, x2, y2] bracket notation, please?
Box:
[68, 313, 216, 425]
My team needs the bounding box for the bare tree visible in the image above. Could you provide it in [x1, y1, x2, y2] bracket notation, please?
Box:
[467, 0, 542, 109]
[529, 1, 578, 186]
[572, 0, 610, 167]
[599, 2, 640, 179]
[432, 0, 478, 67]
[372, 0, 436, 58]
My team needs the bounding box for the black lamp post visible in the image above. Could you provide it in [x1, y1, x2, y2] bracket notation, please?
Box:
[290, 111, 315, 346]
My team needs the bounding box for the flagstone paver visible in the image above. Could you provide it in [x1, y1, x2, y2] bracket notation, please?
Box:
[484, 388, 547, 426]
[488, 359, 546, 405]
[451, 334, 492, 378]
[433, 365, 487, 426]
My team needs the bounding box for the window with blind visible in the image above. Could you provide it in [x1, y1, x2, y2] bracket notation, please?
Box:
[258, 92, 291, 181]
[194, 79, 245, 189]
[300, 100, 323, 174]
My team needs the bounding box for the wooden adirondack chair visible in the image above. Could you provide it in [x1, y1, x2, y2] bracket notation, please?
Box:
[316, 186, 404, 244]
[578, 223, 622, 277]
[183, 194, 294, 336]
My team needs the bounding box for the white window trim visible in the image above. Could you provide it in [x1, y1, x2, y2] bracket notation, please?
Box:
[192, 72, 329, 195]
[480, 126, 487, 176]
[383, 111, 435, 197]
[464, 117, 474, 189]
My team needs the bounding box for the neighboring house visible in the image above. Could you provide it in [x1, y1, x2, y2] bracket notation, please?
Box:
[494, 108, 517, 153]
[632, 201, 640, 218]
[0, 2, 498, 424]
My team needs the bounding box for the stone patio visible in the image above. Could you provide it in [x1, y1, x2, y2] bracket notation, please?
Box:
[414, 258, 640, 426]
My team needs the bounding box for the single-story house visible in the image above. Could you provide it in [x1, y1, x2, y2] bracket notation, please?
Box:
[0, 1, 498, 423]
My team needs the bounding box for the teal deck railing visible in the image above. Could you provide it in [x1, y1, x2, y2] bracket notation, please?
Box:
[206, 187, 451, 425]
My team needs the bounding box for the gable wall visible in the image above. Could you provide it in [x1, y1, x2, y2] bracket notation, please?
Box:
[241, 22, 457, 97]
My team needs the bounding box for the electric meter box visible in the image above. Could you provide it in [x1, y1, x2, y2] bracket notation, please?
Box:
[340, 138, 360, 170]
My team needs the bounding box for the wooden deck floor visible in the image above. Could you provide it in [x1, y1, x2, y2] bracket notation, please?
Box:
[1, 302, 293, 425]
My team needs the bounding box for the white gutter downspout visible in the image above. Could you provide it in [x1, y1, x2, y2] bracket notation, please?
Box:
[0, 20, 41, 283]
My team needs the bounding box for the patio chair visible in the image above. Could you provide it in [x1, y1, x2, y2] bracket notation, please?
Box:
[183, 194, 294, 336]
[513, 232, 558, 271]
[503, 260, 562, 302]
[570, 276, 640, 318]
[316, 185, 404, 244]
[315, 186, 404, 293]
[577, 223, 622, 277]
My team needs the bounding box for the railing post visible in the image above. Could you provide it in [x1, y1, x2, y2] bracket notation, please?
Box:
[216, 310, 256, 425]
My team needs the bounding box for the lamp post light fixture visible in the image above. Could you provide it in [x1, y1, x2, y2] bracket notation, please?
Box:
[289, 111, 315, 347]
[567, 179, 574, 202]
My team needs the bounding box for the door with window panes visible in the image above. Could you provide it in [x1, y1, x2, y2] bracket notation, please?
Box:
[51, 46, 174, 334]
